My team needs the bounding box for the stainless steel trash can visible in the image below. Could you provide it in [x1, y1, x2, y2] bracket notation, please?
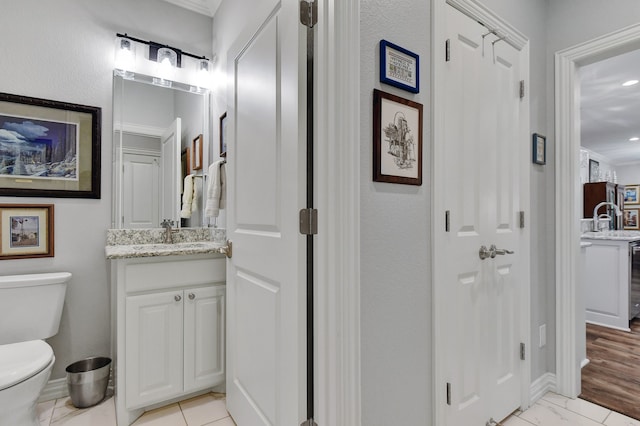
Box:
[65, 357, 111, 408]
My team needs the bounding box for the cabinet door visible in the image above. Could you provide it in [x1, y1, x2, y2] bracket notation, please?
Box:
[126, 291, 184, 409]
[184, 286, 226, 392]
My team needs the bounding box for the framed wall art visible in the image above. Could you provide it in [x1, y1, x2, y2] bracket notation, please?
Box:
[379, 40, 419, 93]
[373, 89, 423, 185]
[0, 204, 54, 260]
[624, 208, 639, 230]
[589, 159, 600, 183]
[219, 112, 227, 157]
[192, 134, 203, 171]
[625, 185, 640, 204]
[532, 133, 546, 165]
[0, 92, 101, 198]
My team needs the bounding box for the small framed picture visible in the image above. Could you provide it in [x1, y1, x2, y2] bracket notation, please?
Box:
[624, 208, 639, 230]
[625, 185, 640, 204]
[532, 133, 546, 165]
[379, 40, 419, 93]
[192, 134, 203, 171]
[589, 159, 600, 183]
[373, 89, 423, 185]
[0, 204, 54, 260]
[219, 112, 227, 158]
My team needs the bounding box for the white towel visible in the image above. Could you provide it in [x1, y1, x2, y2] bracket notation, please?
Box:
[180, 174, 197, 218]
[205, 160, 226, 218]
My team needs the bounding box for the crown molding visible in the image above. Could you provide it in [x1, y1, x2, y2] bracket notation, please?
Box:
[160, 0, 221, 17]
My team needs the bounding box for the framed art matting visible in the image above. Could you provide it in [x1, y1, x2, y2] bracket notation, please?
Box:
[373, 89, 423, 185]
[0, 92, 101, 198]
[0, 204, 54, 260]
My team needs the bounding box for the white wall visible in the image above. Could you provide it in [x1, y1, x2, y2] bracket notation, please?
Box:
[616, 163, 640, 186]
[0, 0, 212, 380]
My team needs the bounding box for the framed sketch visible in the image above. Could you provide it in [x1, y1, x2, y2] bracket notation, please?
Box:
[625, 185, 640, 204]
[0, 92, 101, 198]
[624, 208, 639, 230]
[219, 112, 227, 157]
[191, 134, 203, 171]
[589, 159, 600, 183]
[379, 40, 419, 93]
[0, 204, 54, 260]
[532, 133, 546, 165]
[373, 89, 423, 185]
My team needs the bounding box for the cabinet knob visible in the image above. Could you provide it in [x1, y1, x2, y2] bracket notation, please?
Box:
[188, 293, 196, 300]
[174, 295, 182, 302]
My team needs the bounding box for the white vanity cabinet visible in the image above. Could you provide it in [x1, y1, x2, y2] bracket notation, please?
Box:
[111, 253, 225, 425]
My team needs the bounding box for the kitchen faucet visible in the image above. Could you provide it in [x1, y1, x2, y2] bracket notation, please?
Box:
[593, 201, 623, 231]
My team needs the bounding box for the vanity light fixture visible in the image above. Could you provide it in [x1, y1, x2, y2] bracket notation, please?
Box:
[630, 137, 639, 141]
[114, 33, 213, 91]
[622, 79, 639, 87]
[114, 36, 135, 79]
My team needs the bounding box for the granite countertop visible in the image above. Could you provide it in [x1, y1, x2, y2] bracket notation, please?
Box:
[105, 227, 227, 259]
[581, 230, 640, 241]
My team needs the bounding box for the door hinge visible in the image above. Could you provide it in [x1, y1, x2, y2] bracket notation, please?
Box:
[445, 39, 451, 62]
[446, 382, 452, 405]
[520, 342, 526, 360]
[519, 80, 525, 99]
[300, 0, 318, 28]
[519, 211, 525, 228]
[445, 210, 451, 232]
[300, 420, 318, 426]
[299, 208, 318, 235]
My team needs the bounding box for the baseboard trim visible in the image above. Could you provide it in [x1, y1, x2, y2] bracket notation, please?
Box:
[38, 378, 68, 403]
[530, 372, 557, 403]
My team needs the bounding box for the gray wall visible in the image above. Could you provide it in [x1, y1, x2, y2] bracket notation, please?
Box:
[360, 1, 432, 424]
[0, 0, 212, 380]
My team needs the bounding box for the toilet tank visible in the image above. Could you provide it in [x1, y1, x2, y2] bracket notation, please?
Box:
[0, 272, 71, 345]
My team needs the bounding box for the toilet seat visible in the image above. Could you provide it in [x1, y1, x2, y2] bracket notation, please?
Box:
[0, 340, 53, 391]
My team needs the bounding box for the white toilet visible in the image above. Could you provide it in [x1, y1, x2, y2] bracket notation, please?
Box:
[0, 272, 71, 426]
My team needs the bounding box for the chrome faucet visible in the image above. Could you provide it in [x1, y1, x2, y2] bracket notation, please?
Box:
[593, 201, 623, 231]
[160, 219, 177, 244]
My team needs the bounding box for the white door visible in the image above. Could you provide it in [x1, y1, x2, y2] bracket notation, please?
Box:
[160, 118, 181, 226]
[123, 152, 160, 228]
[439, 4, 529, 425]
[225, 0, 305, 425]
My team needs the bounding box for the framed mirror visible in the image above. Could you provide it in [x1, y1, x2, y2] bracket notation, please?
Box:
[112, 75, 210, 229]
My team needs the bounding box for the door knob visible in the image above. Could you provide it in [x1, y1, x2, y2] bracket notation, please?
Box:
[174, 295, 182, 302]
[479, 245, 492, 260]
[188, 293, 196, 300]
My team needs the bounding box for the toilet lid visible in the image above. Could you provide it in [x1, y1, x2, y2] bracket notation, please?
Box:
[0, 340, 53, 391]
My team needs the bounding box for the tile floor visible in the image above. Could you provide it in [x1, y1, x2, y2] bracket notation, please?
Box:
[36, 391, 640, 425]
[504, 392, 640, 426]
[36, 391, 235, 426]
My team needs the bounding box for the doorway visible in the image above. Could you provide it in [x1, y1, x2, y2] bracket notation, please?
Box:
[555, 23, 640, 399]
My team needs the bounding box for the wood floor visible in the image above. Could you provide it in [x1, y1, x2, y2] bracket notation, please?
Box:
[580, 318, 640, 420]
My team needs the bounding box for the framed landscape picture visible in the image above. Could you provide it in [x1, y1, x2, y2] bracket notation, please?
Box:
[0, 92, 101, 198]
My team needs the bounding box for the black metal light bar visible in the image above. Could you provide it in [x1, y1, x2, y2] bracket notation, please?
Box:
[116, 33, 210, 62]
